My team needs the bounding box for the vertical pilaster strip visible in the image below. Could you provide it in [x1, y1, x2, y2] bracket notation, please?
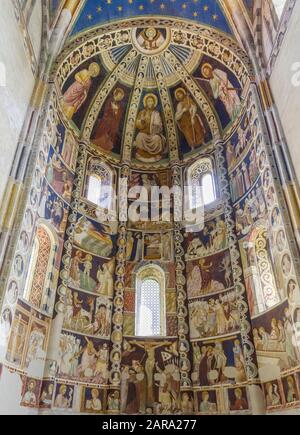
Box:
[122, 56, 149, 163]
[214, 139, 259, 382]
[151, 55, 179, 162]
[108, 164, 129, 406]
[171, 163, 192, 389]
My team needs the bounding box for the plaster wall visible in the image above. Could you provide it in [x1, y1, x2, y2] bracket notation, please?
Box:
[0, 1, 42, 203]
[269, 1, 300, 184]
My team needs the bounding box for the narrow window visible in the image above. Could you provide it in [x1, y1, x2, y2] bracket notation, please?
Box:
[135, 267, 166, 337]
[188, 158, 216, 208]
[84, 159, 114, 210]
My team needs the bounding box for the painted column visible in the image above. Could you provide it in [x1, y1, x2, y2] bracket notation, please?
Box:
[171, 163, 192, 393]
[108, 164, 129, 411]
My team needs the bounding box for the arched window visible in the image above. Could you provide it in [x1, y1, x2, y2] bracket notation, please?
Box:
[187, 158, 216, 209]
[244, 226, 281, 316]
[23, 223, 57, 315]
[85, 158, 115, 210]
[135, 265, 166, 337]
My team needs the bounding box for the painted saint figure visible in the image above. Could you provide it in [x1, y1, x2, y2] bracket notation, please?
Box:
[200, 63, 241, 121]
[134, 94, 166, 163]
[175, 87, 205, 149]
[92, 88, 126, 152]
[62, 62, 100, 120]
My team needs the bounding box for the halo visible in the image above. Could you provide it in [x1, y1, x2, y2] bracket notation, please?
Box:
[113, 87, 125, 98]
[175, 87, 187, 100]
[143, 93, 158, 108]
[88, 62, 101, 77]
[201, 62, 213, 78]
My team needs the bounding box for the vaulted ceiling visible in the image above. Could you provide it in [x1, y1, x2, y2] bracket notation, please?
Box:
[69, 0, 234, 38]
[55, 13, 252, 169]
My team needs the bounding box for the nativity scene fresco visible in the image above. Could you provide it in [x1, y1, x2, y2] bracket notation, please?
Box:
[0, 0, 300, 416]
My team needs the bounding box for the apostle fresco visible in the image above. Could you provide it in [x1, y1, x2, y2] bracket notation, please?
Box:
[282, 375, 300, 404]
[229, 387, 249, 411]
[200, 63, 241, 121]
[61, 62, 100, 120]
[21, 379, 38, 407]
[264, 381, 282, 408]
[134, 94, 167, 163]
[84, 388, 103, 412]
[175, 88, 206, 150]
[39, 382, 54, 409]
[92, 87, 126, 152]
[198, 390, 217, 413]
[54, 384, 74, 409]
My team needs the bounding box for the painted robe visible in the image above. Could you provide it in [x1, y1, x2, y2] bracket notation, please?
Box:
[209, 69, 241, 120]
[175, 95, 205, 149]
[62, 70, 92, 119]
[93, 95, 125, 151]
[135, 109, 166, 162]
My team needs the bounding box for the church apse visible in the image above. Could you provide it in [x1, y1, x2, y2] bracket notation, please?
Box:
[0, 5, 300, 416]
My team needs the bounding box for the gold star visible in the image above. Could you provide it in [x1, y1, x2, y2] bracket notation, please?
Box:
[117, 5, 123, 11]
[213, 14, 218, 20]
[87, 14, 93, 20]
[128, 0, 133, 3]
[139, 4, 144, 10]
[182, 3, 187, 9]
[193, 11, 198, 17]
[97, 6, 102, 12]
[160, 3, 165, 9]
[107, 0, 112, 4]
[204, 5, 209, 11]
